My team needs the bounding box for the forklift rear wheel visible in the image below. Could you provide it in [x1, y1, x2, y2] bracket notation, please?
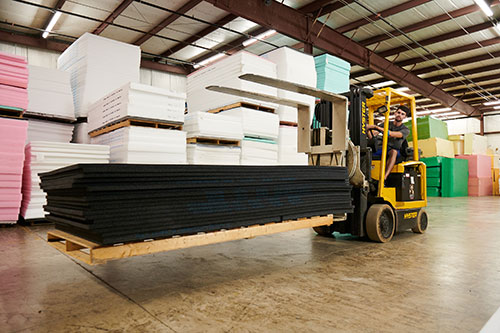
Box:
[411, 208, 428, 234]
[313, 226, 334, 237]
[366, 204, 395, 243]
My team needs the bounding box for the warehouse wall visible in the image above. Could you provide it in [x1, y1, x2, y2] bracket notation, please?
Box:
[0, 41, 186, 93]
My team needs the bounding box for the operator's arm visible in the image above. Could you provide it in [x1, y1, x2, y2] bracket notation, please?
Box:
[366, 124, 382, 139]
[388, 127, 410, 139]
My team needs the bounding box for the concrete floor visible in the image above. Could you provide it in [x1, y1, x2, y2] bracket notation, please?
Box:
[1, 197, 500, 332]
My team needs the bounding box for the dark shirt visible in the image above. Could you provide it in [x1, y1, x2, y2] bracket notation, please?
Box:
[377, 122, 410, 150]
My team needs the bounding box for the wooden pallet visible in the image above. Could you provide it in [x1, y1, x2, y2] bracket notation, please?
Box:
[47, 215, 338, 265]
[89, 118, 183, 137]
[187, 137, 240, 146]
[280, 121, 298, 127]
[23, 111, 76, 124]
[207, 101, 275, 114]
[0, 105, 24, 118]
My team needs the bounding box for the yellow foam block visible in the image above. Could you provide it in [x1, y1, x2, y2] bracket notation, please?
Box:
[493, 168, 500, 196]
[448, 135, 464, 141]
[409, 137, 455, 158]
[464, 133, 487, 155]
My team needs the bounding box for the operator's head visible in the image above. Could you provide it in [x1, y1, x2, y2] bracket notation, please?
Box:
[395, 105, 410, 122]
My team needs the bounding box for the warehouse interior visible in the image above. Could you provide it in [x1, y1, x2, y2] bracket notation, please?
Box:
[1, 0, 500, 331]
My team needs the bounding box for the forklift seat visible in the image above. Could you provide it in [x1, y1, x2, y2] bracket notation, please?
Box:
[370, 139, 409, 165]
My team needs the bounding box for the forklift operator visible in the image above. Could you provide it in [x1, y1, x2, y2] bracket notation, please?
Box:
[366, 105, 410, 180]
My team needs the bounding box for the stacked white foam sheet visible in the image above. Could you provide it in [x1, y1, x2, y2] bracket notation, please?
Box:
[21, 141, 110, 220]
[88, 82, 186, 132]
[262, 47, 317, 123]
[73, 122, 90, 144]
[220, 107, 279, 140]
[278, 126, 308, 165]
[26, 119, 73, 143]
[57, 33, 140, 117]
[187, 51, 277, 113]
[184, 112, 243, 140]
[240, 138, 278, 165]
[91, 127, 187, 164]
[27, 65, 75, 119]
[187, 144, 241, 165]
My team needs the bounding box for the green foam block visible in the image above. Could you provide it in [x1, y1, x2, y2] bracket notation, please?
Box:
[441, 158, 469, 197]
[427, 177, 441, 187]
[427, 167, 440, 178]
[405, 116, 449, 141]
[427, 186, 441, 197]
[421, 156, 445, 168]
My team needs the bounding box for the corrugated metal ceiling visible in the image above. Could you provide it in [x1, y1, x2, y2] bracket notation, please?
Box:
[0, 0, 499, 117]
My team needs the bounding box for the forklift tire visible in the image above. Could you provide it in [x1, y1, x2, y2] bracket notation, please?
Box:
[411, 208, 428, 234]
[366, 204, 395, 243]
[313, 226, 334, 237]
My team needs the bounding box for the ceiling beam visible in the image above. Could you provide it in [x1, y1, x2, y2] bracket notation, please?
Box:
[298, 0, 354, 16]
[206, 0, 478, 116]
[377, 20, 496, 58]
[445, 82, 500, 95]
[0, 29, 189, 75]
[359, 1, 498, 46]
[336, 0, 431, 34]
[438, 73, 500, 89]
[426, 63, 500, 84]
[132, 0, 203, 46]
[352, 20, 497, 78]
[92, 0, 133, 35]
[160, 13, 237, 57]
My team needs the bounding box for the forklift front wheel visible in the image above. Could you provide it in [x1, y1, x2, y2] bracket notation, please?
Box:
[366, 204, 395, 243]
[313, 225, 334, 237]
[411, 208, 428, 234]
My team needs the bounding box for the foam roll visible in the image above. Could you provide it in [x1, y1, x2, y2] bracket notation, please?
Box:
[40, 164, 353, 245]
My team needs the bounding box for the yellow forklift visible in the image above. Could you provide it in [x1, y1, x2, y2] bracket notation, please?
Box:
[363, 88, 428, 242]
[208, 76, 428, 243]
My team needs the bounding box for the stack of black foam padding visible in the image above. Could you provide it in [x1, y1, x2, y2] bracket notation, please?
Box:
[39, 164, 352, 245]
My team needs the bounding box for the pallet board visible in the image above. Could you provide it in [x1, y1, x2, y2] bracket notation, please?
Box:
[23, 111, 76, 124]
[186, 137, 240, 146]
[0, 105, 24, 118]
[89, 117, 183, 137]
[279, 121, 298, 127]
[207, 101, 275, 114]
[47, 215, 337, 265]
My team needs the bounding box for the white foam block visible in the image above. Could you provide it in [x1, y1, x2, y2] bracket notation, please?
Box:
[240, 139, 278, 165]
[58, 33, 140, 117]
[262, 47, 317, 123]
[91, 127, 187, 164]
[184, 112, 243, 140]
[277, 125, 308, 165]
[28, 65, 75, 119]
[87, 82, 186, 132]
[187, 144, 241, 165]
[27, 119, 73, 143]
[187, 51, 277, 113]
[464, 133, 488, 155]
[220, 107, 279, 140]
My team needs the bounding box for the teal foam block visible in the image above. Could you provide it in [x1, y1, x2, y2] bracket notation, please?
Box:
[315, 54, 350, 94]
[427, 177, 441, 187]
[427, 167, 440, 178]
[427, 186, 441, 197]
[441, 157, 469, 197]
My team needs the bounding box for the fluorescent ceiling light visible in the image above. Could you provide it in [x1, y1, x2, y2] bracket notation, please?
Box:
[372, 80, 395, 88]
[434, 111, 461, 117]
[493, 105, 500, 109]
[428, 107, 452, 113]
[193, 53, 226, 69]
[395, 87, 410, 91]
[42, 11, 62, 39]
[474, 0, 494, 16]
[484, 100, 500, 106]
[242, 29, 277, 47]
